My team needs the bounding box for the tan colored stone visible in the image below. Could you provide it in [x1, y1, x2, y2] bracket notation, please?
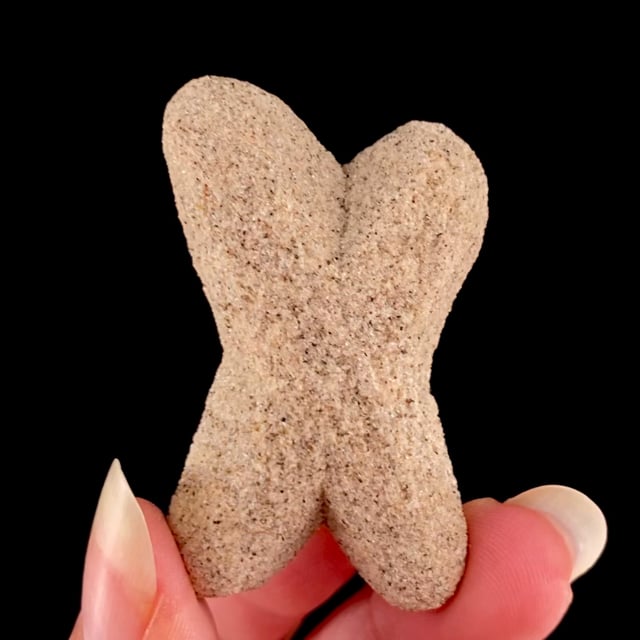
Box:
[163, 76, 488, 610]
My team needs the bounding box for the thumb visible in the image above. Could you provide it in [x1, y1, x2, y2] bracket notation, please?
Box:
[73, 460, 218, 640]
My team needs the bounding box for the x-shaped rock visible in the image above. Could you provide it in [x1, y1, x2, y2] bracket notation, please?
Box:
[163, 76, 488, 610]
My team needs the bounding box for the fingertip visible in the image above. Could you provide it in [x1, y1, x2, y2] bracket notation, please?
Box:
[447, 498, 575, 636]
[78, 462, 218, 640]
[507, 485, 607, 582]
[69, 615, 83, 640]
[136, 499, 220, 639]
[81, 461, 157, 640]
[363, 498, 576, 639]
[137, 499, 195, 594]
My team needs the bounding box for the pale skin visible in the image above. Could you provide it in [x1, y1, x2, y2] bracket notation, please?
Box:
[71, 486, 594, 639]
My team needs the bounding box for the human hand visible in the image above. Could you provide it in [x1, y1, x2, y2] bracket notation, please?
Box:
[70, 461, 606, 639]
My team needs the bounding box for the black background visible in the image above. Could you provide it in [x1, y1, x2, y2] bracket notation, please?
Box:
[30, 32, 630, 639]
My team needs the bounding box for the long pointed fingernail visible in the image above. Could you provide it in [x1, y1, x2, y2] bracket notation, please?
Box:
[82, 459, 157, 640]
[507, 485, 607, 582]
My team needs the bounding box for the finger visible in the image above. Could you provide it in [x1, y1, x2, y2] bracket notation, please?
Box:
[310, 487, 606, 640]
[146, 493, 356, 639]
[76, 459, 355, 640]
[368, 498, 575, 640]
[69, 615, 83, 639]
[206, 526, 356, 639]
[138, 499, 219, 639]
[78, 460, 217, 640]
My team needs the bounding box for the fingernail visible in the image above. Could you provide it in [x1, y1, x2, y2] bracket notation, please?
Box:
[82, 459, 157, 640]
[507, 485, 607, 582]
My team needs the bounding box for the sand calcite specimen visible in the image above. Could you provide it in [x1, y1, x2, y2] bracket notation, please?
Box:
[163, 76, 488, 610]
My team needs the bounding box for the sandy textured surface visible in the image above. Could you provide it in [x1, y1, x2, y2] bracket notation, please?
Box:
[163, 76, 488, 610]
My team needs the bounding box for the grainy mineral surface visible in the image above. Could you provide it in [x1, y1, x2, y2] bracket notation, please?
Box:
[163, 76, 488, 610]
